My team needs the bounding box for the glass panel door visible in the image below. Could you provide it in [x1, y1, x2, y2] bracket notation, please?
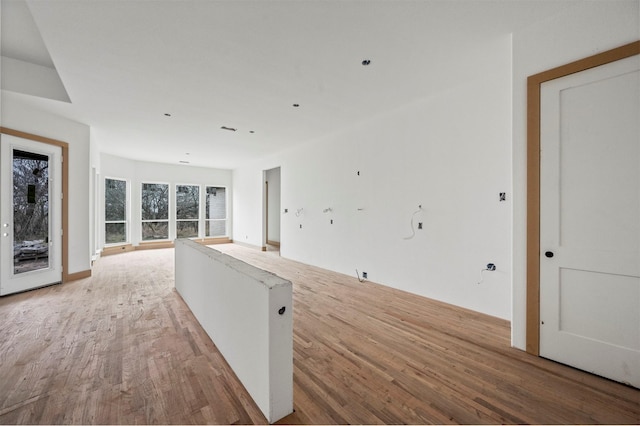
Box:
[1, 135, 62, 296]
[12, 150, 51, 274]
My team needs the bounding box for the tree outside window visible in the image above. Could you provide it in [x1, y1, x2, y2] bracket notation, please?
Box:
[176, 184, 199, 238]
[105, 178, 127, 244]
[13, 151, 49, 245]
[141, 183, 169, 240]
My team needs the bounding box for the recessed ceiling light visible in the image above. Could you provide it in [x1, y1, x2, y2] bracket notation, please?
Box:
[292, 103, 300, 107]
[361, 59, 371, 66]
[221, 126, 237, 132]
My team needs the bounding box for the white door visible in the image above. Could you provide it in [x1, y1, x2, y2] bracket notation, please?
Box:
[539, 54, 640, 388]
[0, 134, 62, 295]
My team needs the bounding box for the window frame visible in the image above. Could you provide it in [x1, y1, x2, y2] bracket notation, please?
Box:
[140, 181, 170, 242]
[175, 183, 200, 239]
[205, 185, 228, 237]
[104, 177, 129, 246]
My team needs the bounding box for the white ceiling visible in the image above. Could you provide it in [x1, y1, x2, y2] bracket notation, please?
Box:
[1, 0, 580, 169]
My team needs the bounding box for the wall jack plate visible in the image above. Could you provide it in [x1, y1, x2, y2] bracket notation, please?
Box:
[362, 272, 368, 279]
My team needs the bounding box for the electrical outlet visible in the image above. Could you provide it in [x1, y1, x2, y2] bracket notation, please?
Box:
[418, 222, 423, 229]
[330, 219, 333, 224]
[362, 272, 368, 279]
[299, 224, 302, 229]
[499, 192, 506, 202]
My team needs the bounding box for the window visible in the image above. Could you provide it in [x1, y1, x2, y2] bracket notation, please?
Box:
[176, 184, 199, 238]
[141, 183, 169, 240]
[206, 186, 227, 237]
[105, 178, 127, 244]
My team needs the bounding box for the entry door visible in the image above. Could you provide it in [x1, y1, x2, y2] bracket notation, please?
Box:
[0, 134, 62, 295]
[539, 54, 639, 387]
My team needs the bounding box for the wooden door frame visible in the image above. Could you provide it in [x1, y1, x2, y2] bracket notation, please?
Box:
[265, 180, 270, 244]
[526, 41, 640, 355]
[264, 169, 281, 248]
[0, 127, 73, 283]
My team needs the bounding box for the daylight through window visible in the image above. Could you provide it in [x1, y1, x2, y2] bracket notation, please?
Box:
[105, 178, 127, 244]
[176, 184, 199, 238]
[141, 183, 169, 240]
[206, 186, 227, 237]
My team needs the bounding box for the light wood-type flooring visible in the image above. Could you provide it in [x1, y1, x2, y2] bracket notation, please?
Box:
[0, 244, 638, 424]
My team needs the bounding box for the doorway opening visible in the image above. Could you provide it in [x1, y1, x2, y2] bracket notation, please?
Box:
[264, 167, 281, 253]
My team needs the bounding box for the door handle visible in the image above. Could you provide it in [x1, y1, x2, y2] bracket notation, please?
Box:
[545, 251, 554, 258]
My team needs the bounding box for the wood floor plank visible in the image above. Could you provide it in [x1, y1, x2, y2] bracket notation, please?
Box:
[212, 244, 640, 425]
[0, 244, 638, 424]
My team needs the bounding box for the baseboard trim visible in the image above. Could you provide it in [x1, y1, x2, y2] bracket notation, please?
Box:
[136, 241, 175, 250]
[102, 244, 134, 256]
[64, 269, 92, 282]
[195, 237, 232, 246]
[233, 240, 265, 251]
[102, 238, 233, 255]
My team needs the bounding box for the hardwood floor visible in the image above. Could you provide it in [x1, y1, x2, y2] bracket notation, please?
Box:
[0, 244, 638, 424]
[0, 248, 265, 425]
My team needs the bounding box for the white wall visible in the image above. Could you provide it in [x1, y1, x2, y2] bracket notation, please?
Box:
[175, 239, 293, 423]
[100, 153, 233, 247]
[1, 95, 92, 275]
[0, 0, 3, 123]
[234, 35, 513, 319]
[511, 0, 640, 349]
[233, 163, 265, 247]
[1, 56, 70, 103]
